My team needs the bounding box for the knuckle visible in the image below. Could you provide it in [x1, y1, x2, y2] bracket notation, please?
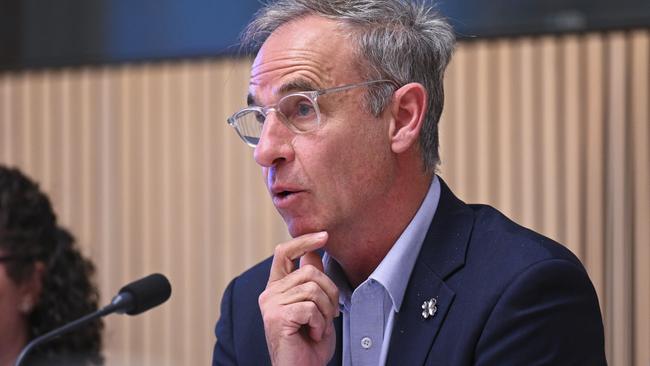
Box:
[332, 286, 340, 298]
[304, 281, 320, 297]
[259, 286, 277, 306]
[303, 301, 318, 313]
[258, 291, 269, 307]
[301, 264, 318, 276]
[258, 290, 267, 301]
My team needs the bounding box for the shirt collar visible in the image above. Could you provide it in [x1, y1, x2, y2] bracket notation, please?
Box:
[323, 176, 441, 312]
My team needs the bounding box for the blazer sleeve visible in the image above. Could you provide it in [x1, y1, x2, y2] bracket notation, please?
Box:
[213, 278, 238, 366]
[474, 258, 607, 365]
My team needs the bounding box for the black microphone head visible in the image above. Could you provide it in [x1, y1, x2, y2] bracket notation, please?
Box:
[118, 273, 171, 315]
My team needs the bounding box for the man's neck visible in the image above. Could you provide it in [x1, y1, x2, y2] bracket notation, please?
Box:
[327, 172, 433, 288]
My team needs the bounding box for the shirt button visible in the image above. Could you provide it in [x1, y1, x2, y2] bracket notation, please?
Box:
[361, 336, 373, 349]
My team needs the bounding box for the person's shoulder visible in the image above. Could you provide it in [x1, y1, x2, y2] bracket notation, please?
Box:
[467, 204, 583, 268]
[228, 255, 273, 298]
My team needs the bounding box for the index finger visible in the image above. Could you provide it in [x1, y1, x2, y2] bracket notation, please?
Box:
[268, 231, 328, 283]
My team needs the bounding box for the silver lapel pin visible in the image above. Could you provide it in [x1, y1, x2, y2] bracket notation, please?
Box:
[421, 298, 437, 319]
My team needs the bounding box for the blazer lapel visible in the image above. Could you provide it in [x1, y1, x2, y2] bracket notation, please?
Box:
[385, 178, 474, 365]
[385, 262, 456, 366]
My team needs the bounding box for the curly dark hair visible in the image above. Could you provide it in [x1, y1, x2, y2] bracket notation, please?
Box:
[0, 165, 103, 365]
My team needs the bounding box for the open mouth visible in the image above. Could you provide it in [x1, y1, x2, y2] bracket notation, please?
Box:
[270, 185, 303, 206]
[276, 191, 295, 199]
[272, 189, 303, 207]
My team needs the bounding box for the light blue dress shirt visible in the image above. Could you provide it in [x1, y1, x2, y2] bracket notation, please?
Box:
[323, 176, 441, 366]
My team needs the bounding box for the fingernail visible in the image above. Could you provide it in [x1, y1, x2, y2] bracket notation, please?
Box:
[314, 231, 327, 240]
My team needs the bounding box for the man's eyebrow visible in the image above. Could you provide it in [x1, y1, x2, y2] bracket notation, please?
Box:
[246, 79, 321, 107]
[277, 79, 320, 95]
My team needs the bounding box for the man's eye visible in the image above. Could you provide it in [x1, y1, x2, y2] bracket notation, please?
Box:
[296, 102, 315, 117]
[255, 112, 265, 124]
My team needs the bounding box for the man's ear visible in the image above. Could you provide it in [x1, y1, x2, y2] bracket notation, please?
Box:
[388, 82, 428, 154]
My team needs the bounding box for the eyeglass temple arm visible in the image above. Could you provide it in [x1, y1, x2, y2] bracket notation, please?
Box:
[317, 79, 398, 96]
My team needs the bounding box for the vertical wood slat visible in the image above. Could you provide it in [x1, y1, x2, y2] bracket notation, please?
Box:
[462, 43, 479, 202]
[1, 74, 12, 161]
[507, 40, 524, 221]
[630, 30, 650, 366]
[21, 73, 33, 171]
[469, 42, 491, 197]
[496, 40, 515, 217]
[0, 30, 648, 366]
[60, 71, 73, 229]
[584, 34, 606, 316]
[519, 38, 536, 229]
[540, 37, 561, 241]
[439, 41, 456, 186]
[200, 60, 216, 363]
[140, 63, 155, 366]
[447, 43, 469, 195]
[562, 35, 584, 258]
[606, 32, 632, 366]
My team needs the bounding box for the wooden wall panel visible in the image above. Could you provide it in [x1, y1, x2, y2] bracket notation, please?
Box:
[630, 30, 649, 366]
[539, 37, 562, 240]
[0, 29, 648, 365]
[440, 30, 650, 366]
[584, 33, 606, 313]
[0, 59, 291, 366]
[605, 33, 633, 366]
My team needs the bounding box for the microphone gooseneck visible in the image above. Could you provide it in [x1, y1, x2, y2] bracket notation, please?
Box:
[14, 273, 172, 366]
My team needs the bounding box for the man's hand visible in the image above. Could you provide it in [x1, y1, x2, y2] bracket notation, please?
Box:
[259, 232, 340, 366]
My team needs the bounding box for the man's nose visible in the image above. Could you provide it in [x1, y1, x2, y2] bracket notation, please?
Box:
[253, 112, 295, 168]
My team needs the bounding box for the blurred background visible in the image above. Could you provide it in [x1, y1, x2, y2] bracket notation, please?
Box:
[0, 0, 648, 365]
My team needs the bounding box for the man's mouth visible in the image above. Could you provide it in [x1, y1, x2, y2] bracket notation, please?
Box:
[271, 184, 301, 197]
[271, 187, 304, 208]
[276, 190, 293, 198]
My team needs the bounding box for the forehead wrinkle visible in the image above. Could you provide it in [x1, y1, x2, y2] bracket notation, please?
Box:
[251, 48, 334, 76]
[248, 22, 350, 106]
[250, 47, 336, 86]
[250, 64, 325, 87]
[250, 61, 330, 86]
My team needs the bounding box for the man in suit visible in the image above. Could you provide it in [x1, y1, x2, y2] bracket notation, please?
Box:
[213, 1, 606, 365]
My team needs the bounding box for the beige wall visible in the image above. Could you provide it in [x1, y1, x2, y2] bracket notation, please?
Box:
[0, 30, 648, 365]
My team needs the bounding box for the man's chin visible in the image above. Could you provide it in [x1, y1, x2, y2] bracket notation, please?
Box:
[285, 220, 325, 239]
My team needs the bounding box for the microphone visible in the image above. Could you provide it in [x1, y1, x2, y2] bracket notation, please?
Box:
[110, 273, 172, 315]
[14, 273, 172, 366]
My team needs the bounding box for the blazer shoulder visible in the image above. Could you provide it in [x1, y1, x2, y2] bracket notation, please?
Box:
[230, 255, 274, 299]
[468, 203, 583, 268]
[214, 256, 274, 366]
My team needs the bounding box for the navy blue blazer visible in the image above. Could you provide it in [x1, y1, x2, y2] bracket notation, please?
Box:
[213, 179, 606, 365]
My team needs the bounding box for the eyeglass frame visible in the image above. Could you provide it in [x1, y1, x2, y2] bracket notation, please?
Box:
[227, 79, 399, 147]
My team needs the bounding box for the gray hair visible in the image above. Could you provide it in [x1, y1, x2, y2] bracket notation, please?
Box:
[242, 0, 456, 172]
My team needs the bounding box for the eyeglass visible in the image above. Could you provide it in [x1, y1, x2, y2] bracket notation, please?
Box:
[227, 79, 397, 147]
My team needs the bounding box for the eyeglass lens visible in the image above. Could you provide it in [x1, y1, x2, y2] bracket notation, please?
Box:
[235, 94, 318, 146]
